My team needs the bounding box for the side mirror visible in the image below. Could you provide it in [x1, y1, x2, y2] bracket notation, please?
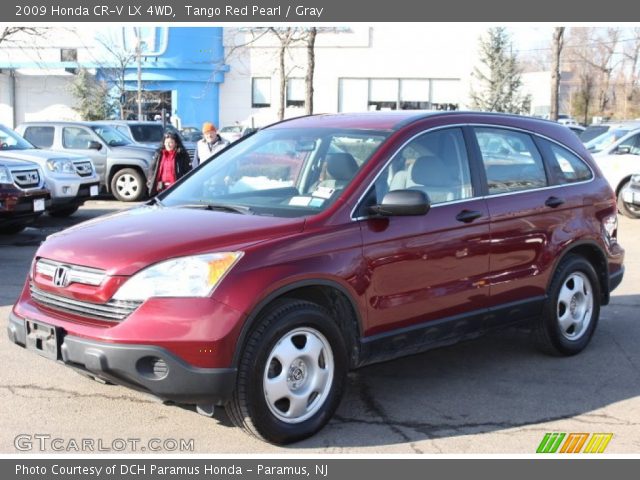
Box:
[88, 141, 103, 151]
[616, 146, 631, 155]
[369, 189, 431, 216]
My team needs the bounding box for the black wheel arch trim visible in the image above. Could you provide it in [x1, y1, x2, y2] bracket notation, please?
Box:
[231, 278, 364, 369]
[546, 239, 612, 304]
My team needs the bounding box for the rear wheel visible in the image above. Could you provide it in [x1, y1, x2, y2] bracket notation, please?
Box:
[111, 168, 145, 202]
[534, 255, 601, 356]
[617, 181, 640, 219]
[227, 300, 347, 444]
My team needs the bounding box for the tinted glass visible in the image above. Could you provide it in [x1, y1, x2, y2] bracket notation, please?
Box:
[21, 126, 53, 148]
[63, 127, 94, 149]
[544, 141, 593, 184]
[475, 127, 547, 195]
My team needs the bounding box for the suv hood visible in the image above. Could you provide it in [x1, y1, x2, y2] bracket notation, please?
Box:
[0, 149, 88, 162]
[37, 206, 305, 276]
[110, 144, 156, 160]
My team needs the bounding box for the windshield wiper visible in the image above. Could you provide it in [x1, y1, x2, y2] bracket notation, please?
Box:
[173, 202, 253, 215]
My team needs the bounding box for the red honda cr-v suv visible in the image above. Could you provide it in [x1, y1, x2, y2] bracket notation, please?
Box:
[8, 112, 625, 444]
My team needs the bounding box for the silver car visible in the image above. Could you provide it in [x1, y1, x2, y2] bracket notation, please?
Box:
[16, 122, 156, 202]
[1, 124, 99, 217]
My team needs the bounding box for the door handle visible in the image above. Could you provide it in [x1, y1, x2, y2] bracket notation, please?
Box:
[545, 196, 565, 208]
[456, 210, 483, 223]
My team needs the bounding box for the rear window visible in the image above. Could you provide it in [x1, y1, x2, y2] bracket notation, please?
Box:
[23, 126, 54, 148]
[129, 125, 164, 143]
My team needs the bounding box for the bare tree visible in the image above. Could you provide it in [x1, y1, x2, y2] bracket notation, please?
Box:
[550, 27, 565, 121]
[96, 37, 136, 119]
[304, 28, 317, 115]
[0, 27, 46, 46]
[621, 28, 640, 118]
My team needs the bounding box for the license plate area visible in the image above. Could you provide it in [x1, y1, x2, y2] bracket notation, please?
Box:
[90, 185, 99, 196]
[25, 319, 59, 360]
[33, 198, 45, 212]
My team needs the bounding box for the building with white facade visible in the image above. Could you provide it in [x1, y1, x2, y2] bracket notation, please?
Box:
[219, 25, 486, 129]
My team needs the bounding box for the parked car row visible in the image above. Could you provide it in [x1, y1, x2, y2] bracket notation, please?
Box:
[0, 124, 103, 233]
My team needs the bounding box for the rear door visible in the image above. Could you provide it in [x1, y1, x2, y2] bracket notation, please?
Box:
[470, 126, 586, 317]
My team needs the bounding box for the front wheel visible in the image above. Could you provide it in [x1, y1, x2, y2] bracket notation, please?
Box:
[111, 168, 146, 202]
[534, 255, 601, 356]
[227, 300, 347, 444]
[617, 181, 640, 219]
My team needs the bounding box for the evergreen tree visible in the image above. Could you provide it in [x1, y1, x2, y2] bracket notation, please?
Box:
[69, 68, 115, 120]
[471, 28, 531, 114]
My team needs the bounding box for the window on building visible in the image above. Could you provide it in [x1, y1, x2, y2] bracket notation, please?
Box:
[287, 78, 305, 108]
[338, 78, 460, 112]
[252, 78, 271, 108]
[399, 79, 430, 110]
[369, 79, 398, 111]
[60, 48, 77, 62]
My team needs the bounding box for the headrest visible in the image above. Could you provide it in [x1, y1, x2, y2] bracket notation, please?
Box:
[326, 153, 359, 181]
[411, 155, 452, 187]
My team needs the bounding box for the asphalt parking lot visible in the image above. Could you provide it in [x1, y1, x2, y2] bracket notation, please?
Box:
[1, 199, 639, 454]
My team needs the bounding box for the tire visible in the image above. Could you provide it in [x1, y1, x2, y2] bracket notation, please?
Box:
[534, 255, 601, 356]
[110, 168, 146, 202]
[617, 181, 640, 219]
[227, 300, 347, 444]
[48, 206, 79, 218]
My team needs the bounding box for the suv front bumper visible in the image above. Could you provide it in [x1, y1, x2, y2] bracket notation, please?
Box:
[7, 311, 236, 405]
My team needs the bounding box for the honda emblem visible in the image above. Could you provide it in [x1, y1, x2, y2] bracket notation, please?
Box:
[53, 266, 70, 287]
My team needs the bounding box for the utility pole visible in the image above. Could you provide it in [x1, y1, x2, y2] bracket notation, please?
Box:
[134, 27, 143, 120]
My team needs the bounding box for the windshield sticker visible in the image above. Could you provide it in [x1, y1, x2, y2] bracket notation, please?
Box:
[309, 197, 325, 208]
[289, 196, 312, 206]
[312, 186, 335, 199]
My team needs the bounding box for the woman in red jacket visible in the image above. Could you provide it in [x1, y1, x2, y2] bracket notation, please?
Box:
[147, 132, 192, 196]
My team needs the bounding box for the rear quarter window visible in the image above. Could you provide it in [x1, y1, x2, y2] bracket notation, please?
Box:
[542, 140, 593, 184]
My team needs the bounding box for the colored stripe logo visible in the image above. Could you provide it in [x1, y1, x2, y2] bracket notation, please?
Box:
[537, 433, 613, 453]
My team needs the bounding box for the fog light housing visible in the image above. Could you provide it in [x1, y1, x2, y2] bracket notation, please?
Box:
[136, 356, 169, 380]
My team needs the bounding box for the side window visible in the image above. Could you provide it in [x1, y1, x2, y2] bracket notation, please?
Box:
[544, 141, 593, 184]
[379, 127, 473, 205]
[475, 127, 547, 195]
[618, 133, 640, 155]
[23, 127, 54, 148]
[62, 127, 93, 150]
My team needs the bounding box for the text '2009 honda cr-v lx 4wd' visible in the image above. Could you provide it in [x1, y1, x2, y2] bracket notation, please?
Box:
[8, 112, 625, 444]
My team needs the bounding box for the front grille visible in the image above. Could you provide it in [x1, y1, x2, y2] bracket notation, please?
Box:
[30, 284, 141, 322]
[73, 161, 94, 177]
[36, 258, 105, 286]
[11, 169, 40, 189]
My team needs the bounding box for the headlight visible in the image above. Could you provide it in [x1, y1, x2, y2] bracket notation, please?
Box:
[46, 159, 76, 174]
[112, 252, 243, 301]
[0, 166, 11, 184]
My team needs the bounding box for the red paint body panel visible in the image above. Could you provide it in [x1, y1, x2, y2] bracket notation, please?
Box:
[9, 111, 625, 394]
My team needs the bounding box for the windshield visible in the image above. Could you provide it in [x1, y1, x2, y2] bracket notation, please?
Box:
[91, 125, 132, 147]
[160, 127, 389, 217]
[0, 125, 36, 151]
[585, 128, 631, 153]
